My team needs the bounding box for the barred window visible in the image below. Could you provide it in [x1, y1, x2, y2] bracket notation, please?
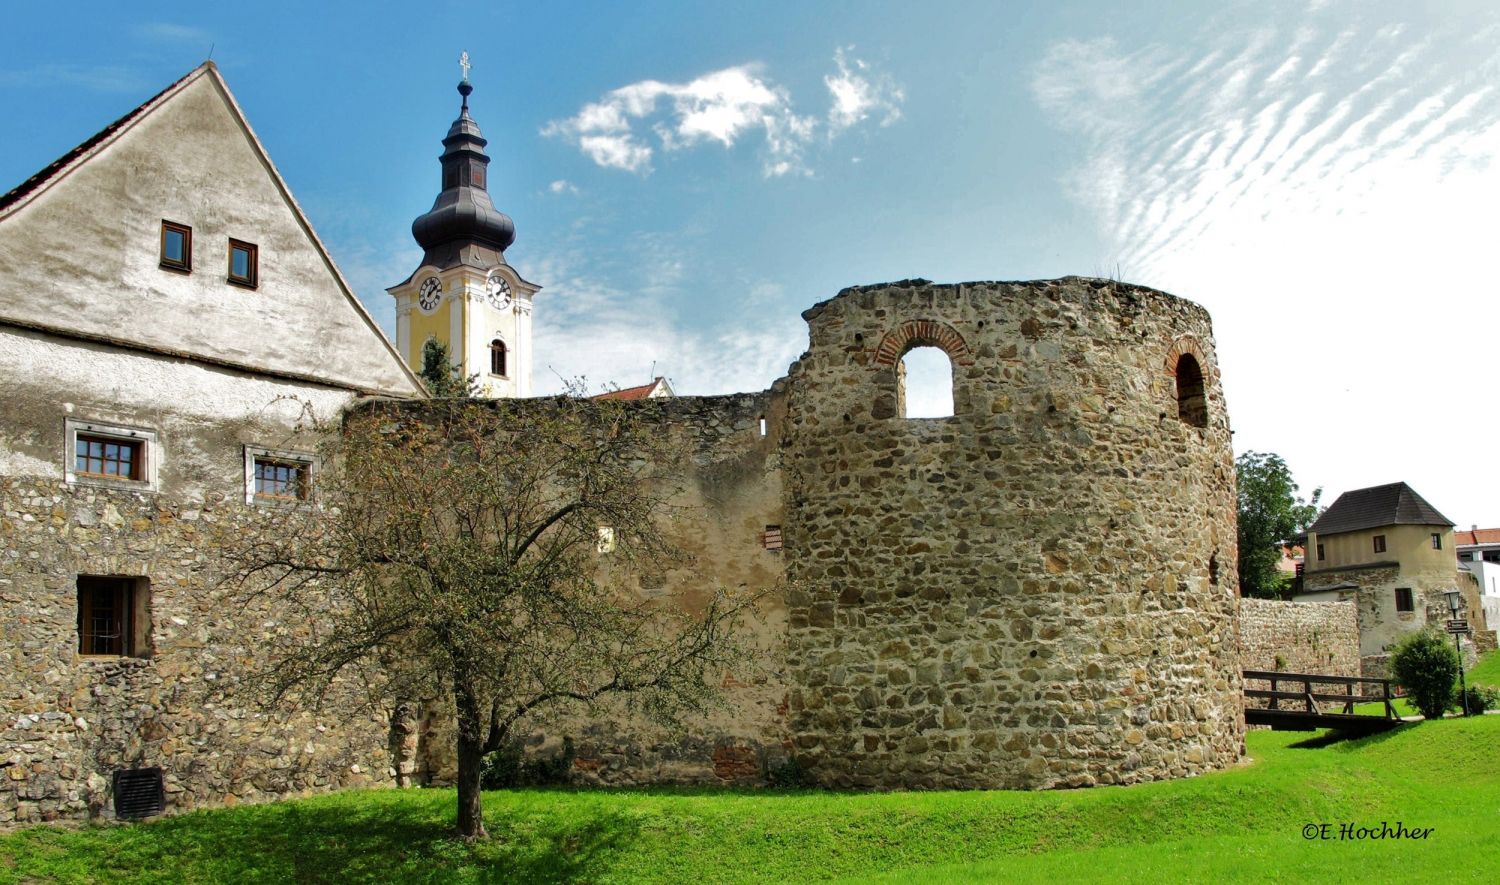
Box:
[78, 576, 150, 657]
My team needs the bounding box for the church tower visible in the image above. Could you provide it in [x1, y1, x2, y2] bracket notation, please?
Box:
[389, 60, 540, 398]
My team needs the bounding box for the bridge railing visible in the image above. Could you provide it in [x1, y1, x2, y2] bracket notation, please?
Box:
[1243, 670, 1399, 720]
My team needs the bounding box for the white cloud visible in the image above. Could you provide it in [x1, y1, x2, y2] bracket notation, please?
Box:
[1031, 10, 1500, 524]
[133, 23, 211, 44]
[547, 179, 579, 195]
[825, 46, 904, 132]
[528, 251, 804, 396]
[543, 51, 900, 177]
[0, 64, 150, 94]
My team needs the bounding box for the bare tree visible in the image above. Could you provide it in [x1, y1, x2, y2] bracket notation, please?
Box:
[221, 395, 763, 839]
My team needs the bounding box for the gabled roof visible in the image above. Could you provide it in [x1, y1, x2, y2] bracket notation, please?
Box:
[0, 62, 423, 397]
[1306, 482, 1453, 536]
[1455, 528, 1500, 547]
[592, 377, 674, 401]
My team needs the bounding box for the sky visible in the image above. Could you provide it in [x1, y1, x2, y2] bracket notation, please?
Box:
[4, 1, 1500, 527]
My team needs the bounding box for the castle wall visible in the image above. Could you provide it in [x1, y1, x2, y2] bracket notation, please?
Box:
[413, 392, 792, 786]
[779, 278, 1244, 788]
[1238, 598, 1360, 678]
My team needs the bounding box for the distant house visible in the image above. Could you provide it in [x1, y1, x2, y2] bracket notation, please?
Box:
[592, 376, 675, 401]
[1294, 482, 1492, 675]
[1455, 527, 1500, 631]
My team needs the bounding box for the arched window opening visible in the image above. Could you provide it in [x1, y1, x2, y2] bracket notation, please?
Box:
[489, 339, 507, 377]
[1175, 354, 1207, 427]
[900, 346, 954, 419]
[758, 416, 768, 437]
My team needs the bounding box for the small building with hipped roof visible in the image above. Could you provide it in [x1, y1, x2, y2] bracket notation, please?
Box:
[1294, 482, 1493, 675]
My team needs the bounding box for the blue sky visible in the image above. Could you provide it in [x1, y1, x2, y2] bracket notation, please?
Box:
[5, 1, 1500, 527]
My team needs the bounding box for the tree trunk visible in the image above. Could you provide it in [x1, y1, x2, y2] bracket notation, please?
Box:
[454, 686, 487, 839]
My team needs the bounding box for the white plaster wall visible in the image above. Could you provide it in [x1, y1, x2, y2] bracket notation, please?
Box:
[0, 325, 353, 500]
[0, 69, 418, 398]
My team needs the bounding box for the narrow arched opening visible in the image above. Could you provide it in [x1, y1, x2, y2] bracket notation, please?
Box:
[489, 339, 508, 377]
[900, 346, 954, 419]
[1175, 354, 1207, 427]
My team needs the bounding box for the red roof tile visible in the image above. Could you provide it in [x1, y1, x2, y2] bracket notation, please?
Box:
[1455, 528, 1500, 546]
[592, 378, 666, 401]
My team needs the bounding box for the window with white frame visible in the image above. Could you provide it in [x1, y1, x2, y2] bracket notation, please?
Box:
[244, 446, 314, 504]
[65, 419, 159, 491]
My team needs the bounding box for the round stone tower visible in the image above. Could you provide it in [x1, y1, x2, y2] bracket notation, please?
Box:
[780, 277, 1243, 789]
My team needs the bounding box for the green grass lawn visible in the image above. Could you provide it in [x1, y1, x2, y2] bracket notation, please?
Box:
[4, 711, 1498, 884]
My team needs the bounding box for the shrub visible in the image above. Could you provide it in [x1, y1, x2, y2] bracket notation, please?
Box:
[767, 756, 814, 789]
[1389, 629, 1460, 719]
[480, 736, 575, 789]
[1461, 684, 1499, 716]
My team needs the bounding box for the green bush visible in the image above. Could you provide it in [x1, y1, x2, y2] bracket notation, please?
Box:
[1389, 629, 1460, 719]
[480, 736, 575, 789]
[1461, 684, 1499, 715]
[767, 756, 815, 789]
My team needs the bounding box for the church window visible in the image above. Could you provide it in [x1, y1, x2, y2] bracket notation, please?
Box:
[1431, 533, 1442, 550]
[228, 239, 258, 288]
[900, 347, 954, 419]
[490, 339, 507, 377]
[66, 419, 157, 490]
[1373, 535, 1386, 554]
[1394, 587, 1414, 612]
[758, 416, 768, 437]
[244, 447, 313, 505]
[77, 576, 151, 658]
[1174, 354, 1207, 427]
[159, 221, 191, 272]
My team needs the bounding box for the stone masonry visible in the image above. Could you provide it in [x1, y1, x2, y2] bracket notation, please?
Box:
[777, 278, 1244, 788]
[1237, 598, 1360, 678]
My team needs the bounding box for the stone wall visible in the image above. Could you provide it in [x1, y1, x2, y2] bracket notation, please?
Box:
[0, 478, 391, 825]
[1238, 598, 1360, 678]
[410, 393, 792, 787]
[779, 278, 1244, 789]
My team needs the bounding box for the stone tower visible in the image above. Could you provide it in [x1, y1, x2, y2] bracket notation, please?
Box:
[389, 66, 540, 398]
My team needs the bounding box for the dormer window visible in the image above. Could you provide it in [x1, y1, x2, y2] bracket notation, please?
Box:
[228, 239, 258, 288]
[160, 221, 191, 272]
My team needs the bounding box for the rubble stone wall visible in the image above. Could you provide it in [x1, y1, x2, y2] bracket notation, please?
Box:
[1238, 597, 1361, 685]
[778, 278, 1245, 788]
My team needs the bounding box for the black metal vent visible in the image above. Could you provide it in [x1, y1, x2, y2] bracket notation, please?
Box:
[113, 767, 165, 819]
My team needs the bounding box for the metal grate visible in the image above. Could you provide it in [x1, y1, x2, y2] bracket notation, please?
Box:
[762, 525, 783, 552]
[113, 767, 165, 819]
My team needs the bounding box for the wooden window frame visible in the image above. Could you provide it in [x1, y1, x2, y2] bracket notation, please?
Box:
[1431, 533, 1443, 550]
[1316, 543, 1325, 561]
[159, 220, 192, 273]
[75, 433, 143, 481]
[77, 575, 151, 658]
[65, 419, 159, 491]
[244, 446, 314, 505]
[1394, 587, 1414, 613]
[227, 239, 258, 289]
[1373, 534, 1386, 554]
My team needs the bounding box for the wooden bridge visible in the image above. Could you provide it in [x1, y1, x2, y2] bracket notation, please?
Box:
[1243, 670, 1404, 735]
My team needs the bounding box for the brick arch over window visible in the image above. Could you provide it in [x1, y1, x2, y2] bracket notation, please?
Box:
[872, 320, 975, 367]
[1165, 336, 1209, 427]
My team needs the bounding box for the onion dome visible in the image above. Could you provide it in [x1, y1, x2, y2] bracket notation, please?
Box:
[410, 79, 515, 269]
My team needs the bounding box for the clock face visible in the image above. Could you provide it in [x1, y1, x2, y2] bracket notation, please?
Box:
[417, 276, 443, 313]
[485, 271, 513, 311]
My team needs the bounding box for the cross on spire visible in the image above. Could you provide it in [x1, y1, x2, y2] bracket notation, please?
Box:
[459, 51, 471, 84]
